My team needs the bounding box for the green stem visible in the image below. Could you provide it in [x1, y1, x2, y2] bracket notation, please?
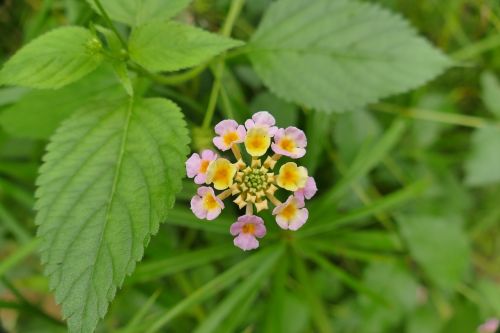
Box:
[0, 238, 40, 279]
[201, 0, 245, 129]
[373, 103, 500, 129]
[451, 33, 500, 61]
[94, 0, 128, 51]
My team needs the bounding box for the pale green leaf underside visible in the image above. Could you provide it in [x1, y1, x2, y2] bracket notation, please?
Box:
[248, 0, 452, 112]
[0, 27, 103, 89]
[480, 71, 500, 118]
[35, 97, 189, 333]
[87, 0, 192, 26]
[397, 215, 469, 289]
[129, 21, 244, 73]
[465, 127, 500, 186]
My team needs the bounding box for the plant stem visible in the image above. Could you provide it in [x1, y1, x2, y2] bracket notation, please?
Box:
[373, 103, 500, 129]
[201, 0, 245, 129]
[451, 33, 500, 61]
[94, 0, 128, 51]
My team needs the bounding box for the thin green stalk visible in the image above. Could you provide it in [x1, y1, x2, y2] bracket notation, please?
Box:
[299, 180, 427, 238]
[451, 33, 500, 61]
[201, 0, 245, 129]
[373, 103, 500, 129]
[94, 0, 128, 50]
[292, 253, 333, 333]
[0, 203, 31, 244]
[0, 238, 40, 278]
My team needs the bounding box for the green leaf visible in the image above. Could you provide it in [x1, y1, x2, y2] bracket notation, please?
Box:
[481, 71, 500, 118]
[35, 97, 189, 333]
[465, 127, 500, 186]
[129, 21, 244, 73]
[356, 262, 419, 333]
[0, 68, 125, 139]
[248, 0, 451, 112]
[397, 215, 470, 289]
[87, 0, 192, 26]
[0, 27, 103, 89]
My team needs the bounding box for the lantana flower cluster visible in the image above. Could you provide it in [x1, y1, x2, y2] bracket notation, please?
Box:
[186, 112, 317, 251]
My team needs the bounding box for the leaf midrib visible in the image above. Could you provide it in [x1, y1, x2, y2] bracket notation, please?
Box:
[80, 97, 134, 324]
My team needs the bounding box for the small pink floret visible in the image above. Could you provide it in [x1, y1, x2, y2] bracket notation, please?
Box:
[295, 177, 317, 204]
[245, 111, 278, 137]
[185, 150, 217, 184]
[230, 215, 267, 251]
[190, 186, 224, 220]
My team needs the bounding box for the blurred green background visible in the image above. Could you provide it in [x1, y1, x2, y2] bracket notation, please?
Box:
[0, 0, 499, 332]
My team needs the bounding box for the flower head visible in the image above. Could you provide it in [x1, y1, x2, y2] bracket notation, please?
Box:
[190, 187, 224, 220]
[230, 215, 267, 251]
[272, 127, 307, 158]
[186, 149, 217, 184]
[186, 111, 316, 250]
[272, 195, 309, 230]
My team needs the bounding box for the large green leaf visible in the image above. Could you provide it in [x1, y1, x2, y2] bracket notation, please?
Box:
[87, 0, 192, 26]
[35, 97, 189, 332]
[0, 27, 103, 89]
[397, 215, 470, 289]
[248, 0, 451, 112]
[0, 68, 125, 139]
[129, 21, 244, 73]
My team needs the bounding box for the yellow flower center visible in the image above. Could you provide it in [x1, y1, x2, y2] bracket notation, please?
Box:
[242, 223, 256, 234]
[223, 131, 239, 146]
[199, 160, 210, 173]
[203, 193, 219, 210]
[280, 202, 297, 220]
[244, 127, 270, 157]
[277, 162, 307, 191]
[206, 158, 237, 190]
[279, 137, 295, 152]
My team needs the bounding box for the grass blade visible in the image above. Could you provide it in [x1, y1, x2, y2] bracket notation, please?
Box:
[313, 118, 407, 218]
[128, 244, 237, 284]
[194, 246, 283, 333]
[299, 180, 427, 238]
[0, 238, 40, 278]
[146, 246, 278, 333]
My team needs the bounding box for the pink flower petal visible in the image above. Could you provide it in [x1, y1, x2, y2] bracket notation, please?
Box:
[295, 176, 317, 203]
[190, 194, 206, 219]
[213, 136, 227, 151]
[245, 111, 278, 137]
[194, 173, 206, 184]
[215, 119, 238, 135]
[186, 153, 201, 178]
[479, 319, 500, 333]
[234, 233, 259, 251]
[230, 221, 244, 236]
[288, 208, 308, 231]
[201, 149, 217, 161]
[285, 127, 307, 147]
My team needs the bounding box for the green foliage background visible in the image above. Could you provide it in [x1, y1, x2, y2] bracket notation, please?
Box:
[0, 0, 499, 332]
